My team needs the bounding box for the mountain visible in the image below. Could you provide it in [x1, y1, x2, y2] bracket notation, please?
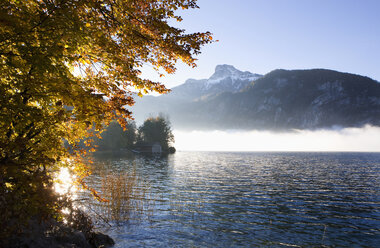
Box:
[132, 64, 262, 122]
[171, 64, 262, 98]
[132, 66, 380, 130]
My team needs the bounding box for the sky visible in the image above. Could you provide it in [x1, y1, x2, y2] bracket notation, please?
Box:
[142, 0, 380, 89]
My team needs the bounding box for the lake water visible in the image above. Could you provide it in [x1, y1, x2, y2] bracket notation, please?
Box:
[86, 152, 380, 247]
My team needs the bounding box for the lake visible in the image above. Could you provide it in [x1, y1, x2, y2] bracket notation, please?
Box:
[85, 152, 380, 247]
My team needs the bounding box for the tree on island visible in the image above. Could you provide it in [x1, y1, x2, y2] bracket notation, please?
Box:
[0, 0, 212, 245]
[95, 120, 137, 151]
[93, 115, 175, 153]
[137, 115, 175, 152]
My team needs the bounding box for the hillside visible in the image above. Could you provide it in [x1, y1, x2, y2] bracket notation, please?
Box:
[132, 64, 262, 123]
[132, 66, 380, 130]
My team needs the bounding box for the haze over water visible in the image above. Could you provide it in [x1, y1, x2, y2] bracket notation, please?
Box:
[174, 126, 380, 152]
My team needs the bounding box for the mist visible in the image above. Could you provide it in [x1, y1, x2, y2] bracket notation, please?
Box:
[174, 125, 380, 152]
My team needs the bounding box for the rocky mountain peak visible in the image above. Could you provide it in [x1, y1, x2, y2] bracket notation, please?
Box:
[205, 64, 261, 89]
[210, 64, 244, 80]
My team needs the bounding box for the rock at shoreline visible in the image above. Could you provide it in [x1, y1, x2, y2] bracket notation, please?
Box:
[88, 232, 116, 248]
[3, 218, 115, 248]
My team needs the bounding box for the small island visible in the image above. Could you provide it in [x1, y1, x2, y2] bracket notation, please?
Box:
[95, 115, 176, 155]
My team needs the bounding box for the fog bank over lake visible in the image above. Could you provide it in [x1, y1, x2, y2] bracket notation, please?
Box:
[174, 125, 380, 152]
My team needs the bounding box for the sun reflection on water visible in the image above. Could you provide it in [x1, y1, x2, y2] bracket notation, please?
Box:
[54, 167, 79, 199]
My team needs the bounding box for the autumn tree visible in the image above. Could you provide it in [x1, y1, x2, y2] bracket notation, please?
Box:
[0, 0, 212, 240]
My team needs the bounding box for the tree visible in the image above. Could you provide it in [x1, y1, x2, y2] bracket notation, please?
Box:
[138, 115, 174, 151]
[0, 0, 212, 239]
[95, 120, 137, 151]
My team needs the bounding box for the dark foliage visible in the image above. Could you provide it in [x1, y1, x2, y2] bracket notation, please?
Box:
[95, 121, 137, 151]
[137, 115, 174, 151]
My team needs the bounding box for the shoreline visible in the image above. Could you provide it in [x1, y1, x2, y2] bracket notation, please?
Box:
[4, 217, 115, 248]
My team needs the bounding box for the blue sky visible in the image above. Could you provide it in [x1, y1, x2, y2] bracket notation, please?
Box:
[143, 0, 380, 89]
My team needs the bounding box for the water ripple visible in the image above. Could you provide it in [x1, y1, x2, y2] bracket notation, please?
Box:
[88, 152, 380, 247]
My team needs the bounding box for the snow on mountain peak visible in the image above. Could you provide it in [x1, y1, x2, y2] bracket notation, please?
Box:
[206, 64, 261, 88]
[171, 65, 263, 95]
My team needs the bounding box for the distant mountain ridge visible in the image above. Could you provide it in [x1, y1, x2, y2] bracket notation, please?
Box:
[132, 65, 380, 130]
[163, 64, 262, 100]
[132, 64, 262, 121]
